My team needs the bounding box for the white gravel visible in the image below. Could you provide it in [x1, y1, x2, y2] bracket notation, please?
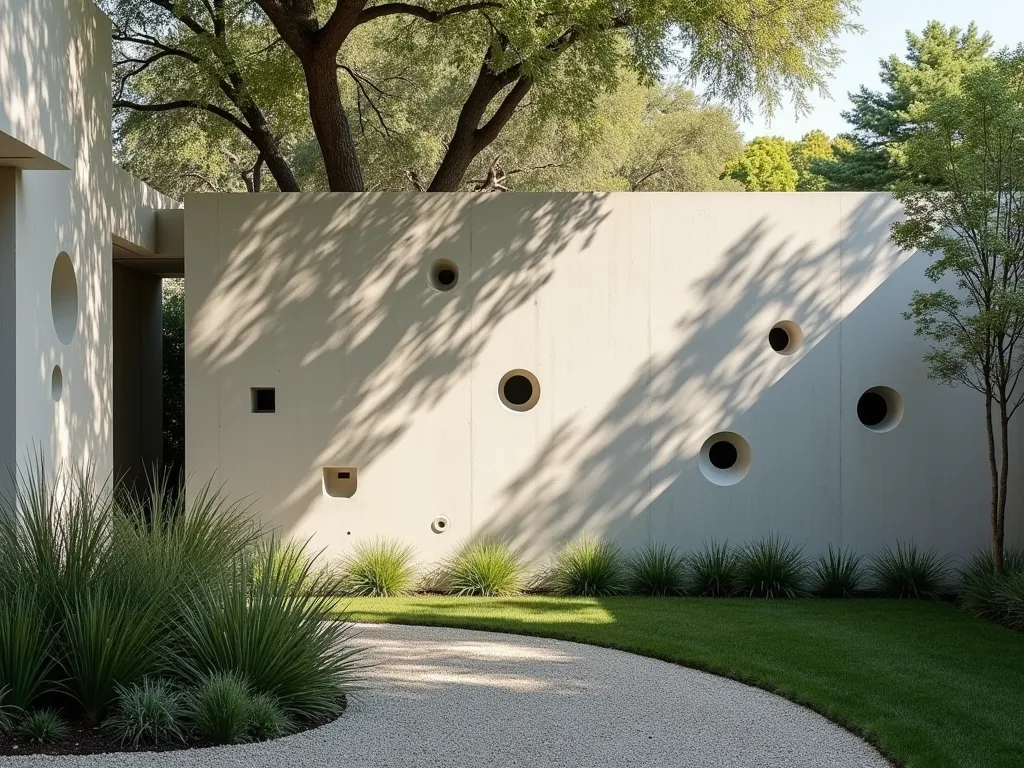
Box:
[1, 623, 891, 768]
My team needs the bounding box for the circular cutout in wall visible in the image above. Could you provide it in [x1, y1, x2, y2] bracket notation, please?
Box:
[428, 258, 459, 292]
[51, 365, 63, 402]
[51, 252, 79, 345]
[768, 320, 803, 356]
[856, 386, 903, 433]
[498, 369, 540, 412]
[431, 516, 451, 534]
[699, 432, 751, 486]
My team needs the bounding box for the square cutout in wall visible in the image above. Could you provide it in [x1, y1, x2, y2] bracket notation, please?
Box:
[251, 387, 276, 413]
[323, 466, 357, 497]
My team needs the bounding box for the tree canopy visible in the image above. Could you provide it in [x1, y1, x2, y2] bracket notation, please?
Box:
[107, 0, 859, 194]
[721, 136, 798, 191]
[822, 21, 994, 191]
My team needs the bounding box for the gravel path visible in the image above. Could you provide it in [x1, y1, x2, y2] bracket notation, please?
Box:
[1, 624, 891, 768]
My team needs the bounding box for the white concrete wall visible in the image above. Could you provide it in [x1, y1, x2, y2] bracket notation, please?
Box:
[185, 192, 1024, 564]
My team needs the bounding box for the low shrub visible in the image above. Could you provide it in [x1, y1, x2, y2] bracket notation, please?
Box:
[247, 693, 294, 741]
[339, 538, 417, 597]
[187, 672, 252, 745]
[176, 542, 361, 721]
[104, 678, 186, 747]
[734, 536, 809, 598]
[626, 544, 687, 596]
[869, 541, 950, 599]
[441, 539, 524, 596]
[17, 709, 66, 744]
[993, 571, 1024, 630]
[811, 545, 865, 598]
[957, 547, 1024, 621]
[685, 540, 736, 597]
[550, 538, 625, 597]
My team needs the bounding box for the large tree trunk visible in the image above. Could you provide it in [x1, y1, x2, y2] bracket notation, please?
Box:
[304, 52, 364, 192]
[241, 106, 301, 192]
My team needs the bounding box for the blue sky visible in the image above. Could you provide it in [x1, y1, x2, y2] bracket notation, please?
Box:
[736, 0, 1024, 140]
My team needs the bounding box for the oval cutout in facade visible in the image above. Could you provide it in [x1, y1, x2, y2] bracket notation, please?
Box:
[51, 365, 63, 402]
[51, 252, 79, 345]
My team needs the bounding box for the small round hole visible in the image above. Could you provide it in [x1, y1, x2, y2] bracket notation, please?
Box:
[708, 441, 738, 470]
[699, 432, 751, 486]
[51, 365, 63, 402]
[431, 516, 450, 534]
[428, 259, 459, 292]
[768, 320, 803, 356]
[498, 369, 540, 412]
[857, 386, 903, 432]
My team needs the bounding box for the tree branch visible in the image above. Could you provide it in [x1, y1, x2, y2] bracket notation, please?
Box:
[113, 98, 257, 142]
[357, 1, 501, 25]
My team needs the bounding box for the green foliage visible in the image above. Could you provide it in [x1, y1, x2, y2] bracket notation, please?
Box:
[162, 278, 185, 485]
[247, 693, 294, 741]
[823, 22, 994, 190]
[722, 136, 798, 191]
[339, 537, 417, 597]
[104, 679, 187, 747]
[891, 55, 1024, 570]
[175, 541, 360, 720]
[869, 542, 950, 600]
[187, 672, 252, 746]
[110, 0, 856, 193]
[733, 536, 809, 598]
[550, 538, 626, 597]
[441, 540, 524, 597]
[811, 545, 865, 598]
[788, 130, 853, 191]
[685, 541, 737, 597]
[992, 571, 1024, 630]
[0, 587, 53, 711]
[626, 544, 687, 596]
[959, 548, 1024, 623]
[17, 709, 66, 744]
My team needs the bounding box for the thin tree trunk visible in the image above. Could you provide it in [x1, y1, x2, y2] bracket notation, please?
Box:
[985, 388, 1001, 575]
[996, 397, 1009, 574]
[303, 52, 364, 192]
[241, 106, 300, 192]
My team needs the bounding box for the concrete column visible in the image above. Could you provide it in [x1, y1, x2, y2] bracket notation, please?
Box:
[0, 168, 15, 501]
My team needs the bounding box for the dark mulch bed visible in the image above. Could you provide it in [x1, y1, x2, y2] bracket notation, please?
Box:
[0, 707, 344, 757]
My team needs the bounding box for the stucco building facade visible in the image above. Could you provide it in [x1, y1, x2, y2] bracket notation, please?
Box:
[3, 0, 1021, 563]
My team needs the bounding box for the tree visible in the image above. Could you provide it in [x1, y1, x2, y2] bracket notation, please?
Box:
[891, 53, 1024, 574]
[108, 0, 858, 193]
[722, 136, 798, 191]
[823, 21, 993, 191]
[788, 129, 852, 191]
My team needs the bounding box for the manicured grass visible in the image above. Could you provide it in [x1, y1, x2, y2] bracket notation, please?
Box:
[334, 596, 1024, 768]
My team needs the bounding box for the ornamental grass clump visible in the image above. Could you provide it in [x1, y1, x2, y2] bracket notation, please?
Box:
[626, 544, 687, 596]
[550, 538, 626, 596]
[811, 545, 865, 598]
[441, 539, 524, 596]
[957, 547, 1024, 622]
[869, 541, 951, 599]
[993, 570, 1024, 630]
[186, 672, 252, 745]
[247, 693, 294, 741]
[104, 678, 186, 747]
[684, 540, 736, 597]
[734, 536, 809, 598]
[339, 537, 417, 596]
[16, 709, 66, 744]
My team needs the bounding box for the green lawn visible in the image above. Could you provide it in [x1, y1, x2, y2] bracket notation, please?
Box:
[333, 596, 1024, 768]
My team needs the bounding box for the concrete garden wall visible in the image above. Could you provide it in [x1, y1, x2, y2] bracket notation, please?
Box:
[185, 192, 1024, 563]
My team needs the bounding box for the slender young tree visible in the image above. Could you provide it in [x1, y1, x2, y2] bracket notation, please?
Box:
[891, 53, 1024, 574]
[107, 0, 858, 193]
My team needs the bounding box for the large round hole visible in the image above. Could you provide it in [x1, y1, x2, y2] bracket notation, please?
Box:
[699, 432, 751, 486]
[51, 252, 79, 345]
[428, 259, 459, 292]
[857, 386, 903, 432]
[768, 320, 803, 356]
[498, 369, 540, 412]
[51, 365, 63, 402]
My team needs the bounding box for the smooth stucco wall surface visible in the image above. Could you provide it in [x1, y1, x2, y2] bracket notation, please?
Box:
[185, 192, 1024, 563]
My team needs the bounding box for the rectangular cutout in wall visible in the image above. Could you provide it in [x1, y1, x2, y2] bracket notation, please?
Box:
[251, 387, 276, 414]
[323, 466, 357, 497]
